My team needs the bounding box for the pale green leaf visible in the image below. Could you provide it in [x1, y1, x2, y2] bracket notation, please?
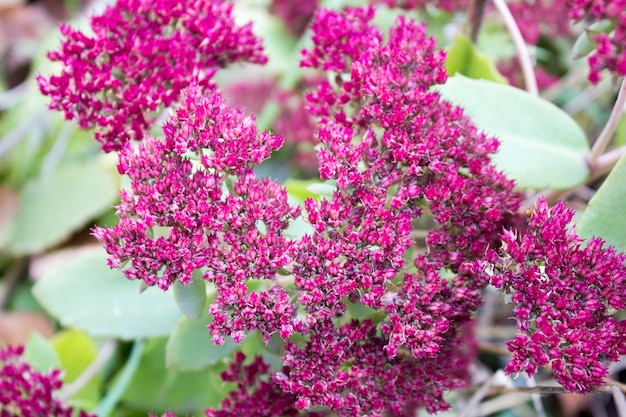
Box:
[173, 270, 206, 322]
[576, 153, 626, 253]
[23, 332, 61, 373]
[52, 330, 102, 408]
[445, 34, 508, 84]
[5, 161, 119, 254]
[121, 338, 231, 415]
[436, 75, 590, 189]
[33, 247, 182, 340]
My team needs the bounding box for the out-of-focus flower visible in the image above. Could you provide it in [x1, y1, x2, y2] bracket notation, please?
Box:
[474, 198, 626, 393]
[38, 0, 267, 152]
[567, 0, 626, 83]
[270, 0, 319, 37]
[0, 345, 95, 417]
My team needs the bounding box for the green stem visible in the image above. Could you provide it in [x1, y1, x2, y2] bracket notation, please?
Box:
[95, 340, 145, 417]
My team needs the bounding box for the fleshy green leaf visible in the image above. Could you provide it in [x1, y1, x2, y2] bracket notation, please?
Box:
[33, 247, 182, 340]
[173, 270, 206, 322]
[121, 338, 231, 415]
[166, 295, 238, 371]
[436, 75, 590, 189]
[285, 179, 322, 202]
[571, 20, 616, 60]
[23, 332, 61, 373]
[4, 160, 119, 254]
[445, 34, 508, 84]
[576, 153, 626, 253]
[52, 330, 102, 408]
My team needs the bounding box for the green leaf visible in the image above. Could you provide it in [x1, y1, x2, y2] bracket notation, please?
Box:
[285, 179, 322, 202]
[32, 247, 182, 340]
[173, 270, 206, 322]
[445, 34, 508, 84]
[571, 20, 616, 60]
[166, 295, 238, 371]
[576, 153, 626, 253]
[121, 338, 231, 415]
[52, 330, 102, 408]
[4, 160, 119, 254]
[436, 75, 590, 189]
[23, 331, 61, 373]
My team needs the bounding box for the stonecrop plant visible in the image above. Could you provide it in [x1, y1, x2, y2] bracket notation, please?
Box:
[2, 0, 623, 415]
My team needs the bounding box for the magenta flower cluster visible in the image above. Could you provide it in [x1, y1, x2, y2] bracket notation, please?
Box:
[42, 0, 626, 414]
[473, 198, 626, 393]
[94, 6, 523, 415]
[0, 345, 95, 417]
[37, 0, 267, 152]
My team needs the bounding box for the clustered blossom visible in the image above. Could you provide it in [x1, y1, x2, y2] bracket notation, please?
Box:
[302, 7, 521, 272]
[38, 0, 267, 152]
[473, 198, 626, 393]
[205, 352, 329, 417]
[377, 0, 471, 13]
[508, 0, 571, 44]
[93, 85, 303, 344]
[275, 319, 474, 416]
[567, 0, 626, 83]
[0, 345, 95, 417]
[95, 6, 525, 415]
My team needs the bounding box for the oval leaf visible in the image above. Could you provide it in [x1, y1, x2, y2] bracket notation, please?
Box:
[23, 331, 61, 373]
[173, 270, 206, 322]
[52, 330, 102, 409]
[571, 20, 616, 60]
[166, 296, 238, 372]
[576, 153, 626, 253]
[122, 338, 231, 414]
[436, 75, 590, 189]
[445, 34, 508, 84]
[5, 161, 119, 254]
[33, 247, 182, 340]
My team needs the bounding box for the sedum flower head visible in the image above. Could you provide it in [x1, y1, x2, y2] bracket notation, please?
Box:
[97, 6, 521, 415]
[38, 0, 267, 152]
[567, 0, 626, 83]
[93, 85, 302, 344]
[475, 198, 626, 393]
[0, 345, 95, 417]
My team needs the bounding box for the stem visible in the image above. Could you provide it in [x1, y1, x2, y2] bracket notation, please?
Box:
[0, 257, 27, 311]
[527, 376, 548, 417]
[94, 340, 145, 417]
[612, 385, 626, 417]
[468, 0, 489, 43]
[492, 0, 538, 95]
[489, 384, 619, 395]
[588, 77, 626, 165]
[458, 371, 503, 417]
[587, 144, 626, 183]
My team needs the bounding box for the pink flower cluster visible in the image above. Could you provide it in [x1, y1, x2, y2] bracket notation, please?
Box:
[568, 0, 626, 83]
[275, 319, 475, 416]
[474, 198, 626, 393]
[270, 0, 319, 37]
[37, 0, 267, 152]
[378, 0, 471, 13]
[508, 0, 571, 44]
[205, 352, 327, 417]
[94, 6, 524, 415]
[93, 85, 303, 345]
[0, 345, 95, 417]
